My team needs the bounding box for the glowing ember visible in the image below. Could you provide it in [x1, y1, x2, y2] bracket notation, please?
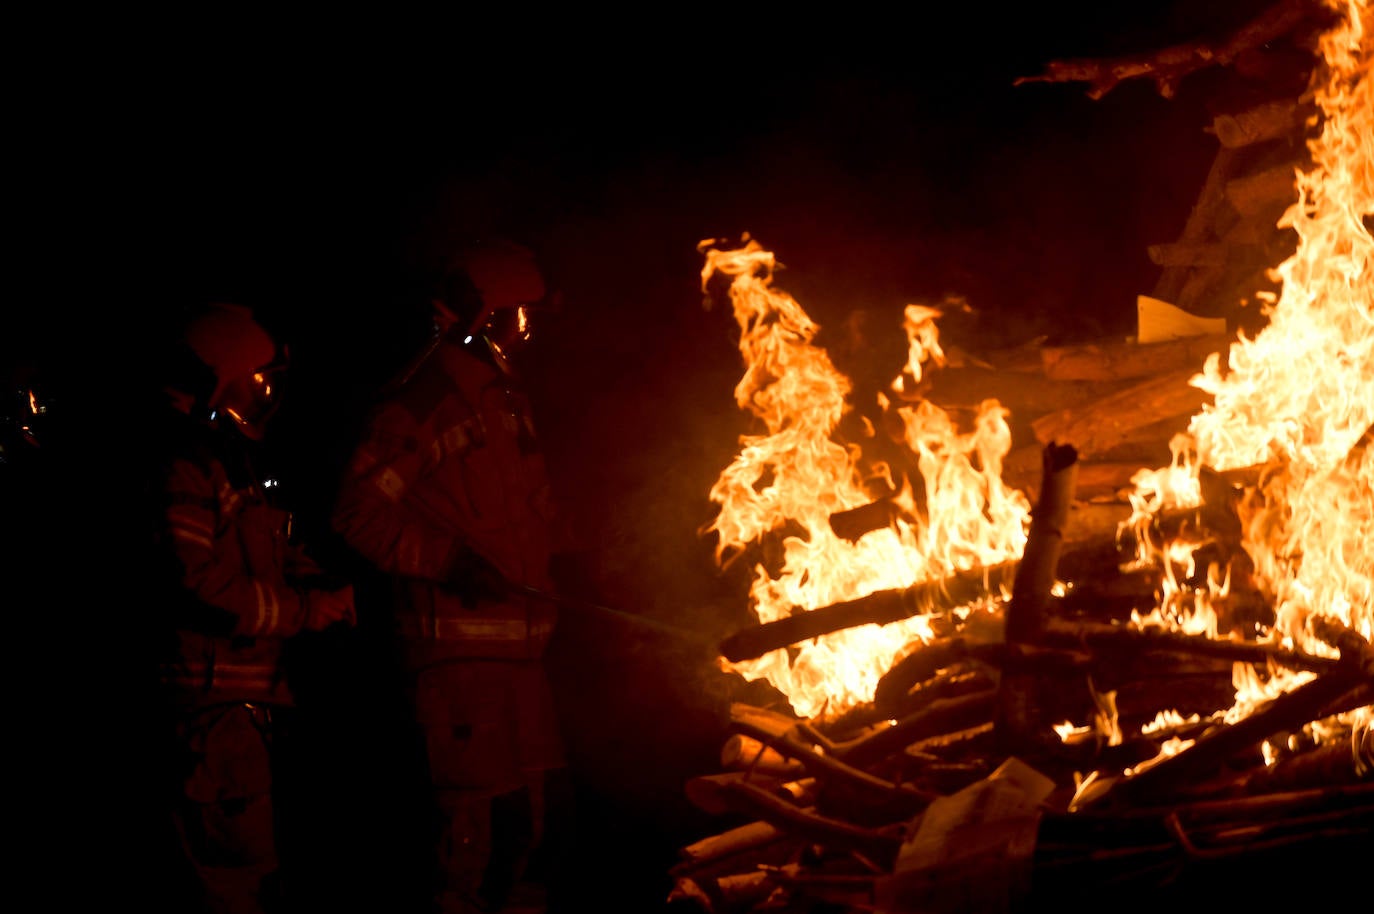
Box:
[700, 238, 1029, 718]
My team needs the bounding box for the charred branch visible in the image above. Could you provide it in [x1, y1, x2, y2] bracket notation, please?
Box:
[717, 561, 1018, 663]
[1012, 0, 1327, 100]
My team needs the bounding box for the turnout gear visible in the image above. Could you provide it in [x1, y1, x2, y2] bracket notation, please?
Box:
[154, 302, 355, 914]
[333, 244, 570, 912]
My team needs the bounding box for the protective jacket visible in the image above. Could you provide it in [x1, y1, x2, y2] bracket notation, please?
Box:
[332, 337, 559, 661]
[159, 413, 323, 708]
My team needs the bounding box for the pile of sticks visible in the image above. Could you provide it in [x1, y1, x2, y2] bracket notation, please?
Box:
[669, 444, 1373, 914]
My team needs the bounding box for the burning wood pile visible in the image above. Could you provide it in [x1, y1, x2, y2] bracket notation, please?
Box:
[670, 5, 1372, 911]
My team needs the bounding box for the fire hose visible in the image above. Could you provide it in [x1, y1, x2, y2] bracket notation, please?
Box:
[513, 583, 720, 650]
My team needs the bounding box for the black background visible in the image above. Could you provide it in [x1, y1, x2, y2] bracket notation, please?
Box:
[11, 2, 1298, 910]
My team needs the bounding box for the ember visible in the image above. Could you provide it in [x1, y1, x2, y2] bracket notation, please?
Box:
[674, 3, 1373, 911]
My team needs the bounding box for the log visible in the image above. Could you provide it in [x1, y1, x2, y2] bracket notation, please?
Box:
[1038, 334, 1232, 383]
[667, 870, 777, 913]
[874, 665, 996, 720]
[1040, 620, 1342, 675]
[1089, 669, 1372, 808]
[729, 717, 936, 814]
[828, 496, 904, 543]
[714, 781, 903, 865]
[837, 689, 999, 770]
[1146, 242, 1228, 268]
[720, 734, 806, 777]
[1225, 161, 1302, 216]
[1154, 146, 1246, 305]
[686, 772, 788, 816]
[717, 561, 1019, 663]
[998, 443, 1078, 753]
[1211, 98, 1305, 148]
[677, 820, 789, 869]
[1012, 0, 1323, 99]
[1030, 368, 1209, 460]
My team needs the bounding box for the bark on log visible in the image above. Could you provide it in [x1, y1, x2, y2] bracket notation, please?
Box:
[1030, 368, 1209, 460]
[718, 561, 1019, 663]
[1039, 334, 1231, 382]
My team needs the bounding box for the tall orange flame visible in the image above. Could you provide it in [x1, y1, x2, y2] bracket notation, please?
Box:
[1127, 0, 1372, 748]
[701, 240, 1028, 718]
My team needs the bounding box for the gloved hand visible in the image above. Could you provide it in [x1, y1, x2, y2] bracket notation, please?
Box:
[303, 584, 357, 631]
[446, 549, 509, 609]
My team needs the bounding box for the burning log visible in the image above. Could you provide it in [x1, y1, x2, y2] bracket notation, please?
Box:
[1038, 333, 1232, 383]
[1040, 619, 1342, 675]
[827, 496, 904, 543]
[1085, 666, 1373, 809]
[717, 561, 1019, 663]
[1029, 369, 1209, 460]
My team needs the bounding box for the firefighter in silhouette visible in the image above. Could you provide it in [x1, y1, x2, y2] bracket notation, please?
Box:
[332, 238, 572, 913]
[152, 301, 357, 913]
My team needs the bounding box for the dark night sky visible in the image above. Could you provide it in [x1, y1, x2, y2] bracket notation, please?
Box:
[13, 2, 1302, 906]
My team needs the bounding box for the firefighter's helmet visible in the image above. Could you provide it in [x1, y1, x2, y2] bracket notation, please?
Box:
[434, 239, 559, 375]
[178, 302, 289, 440]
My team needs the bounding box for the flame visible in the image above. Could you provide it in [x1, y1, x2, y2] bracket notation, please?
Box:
[701, 239, 1029, 718]
[1124, 1, 1373, 754]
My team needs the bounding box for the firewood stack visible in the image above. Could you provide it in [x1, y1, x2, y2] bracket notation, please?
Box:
[669, 5, 1371, 910]
[669, 442, 1373, 914]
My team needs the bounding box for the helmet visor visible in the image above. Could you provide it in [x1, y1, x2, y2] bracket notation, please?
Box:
[220, 365, 287, 439]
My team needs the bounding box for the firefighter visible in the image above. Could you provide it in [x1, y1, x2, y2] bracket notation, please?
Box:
[332, 238, 572, 914]
[152, 301, 357, 913]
